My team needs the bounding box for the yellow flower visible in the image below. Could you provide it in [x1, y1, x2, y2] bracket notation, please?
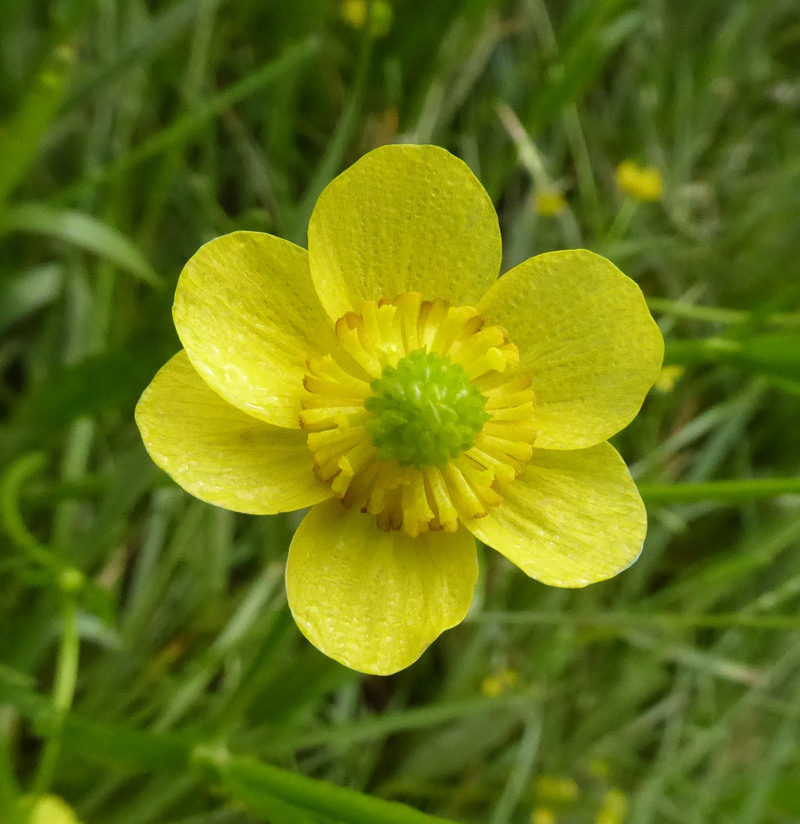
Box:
[480, 667, 518, 696]
[653, 364, 684, 392]
[136, 145, 663, 675]
[19, 795, 83, 824]
[340, 0, 393, 38]
[595, 787, 628, 824]
[615, 160, 664, 202]
[533, 189, 567, 217]
[535, 775, 580, 802]
[531, 807, 557, 824]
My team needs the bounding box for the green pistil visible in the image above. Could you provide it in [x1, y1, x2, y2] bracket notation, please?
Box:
[365, 349, 489, 469]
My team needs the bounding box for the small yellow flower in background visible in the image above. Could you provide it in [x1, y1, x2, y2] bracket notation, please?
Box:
[654, 364, 684, 393]
[616, 160, 664, 202]
[533, 189, 567, 217]
[531, 807, 557, 824]
[535, 775, 580, 802]
[480, 667, 518, 696]
[596, 787, 629, 824]
[340, 0, 393, 38]
[136, 144, 663, 675]
[19, 795, 83, 824]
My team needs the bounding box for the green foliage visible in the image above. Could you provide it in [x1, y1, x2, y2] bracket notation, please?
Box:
[1, 0, 800, 822]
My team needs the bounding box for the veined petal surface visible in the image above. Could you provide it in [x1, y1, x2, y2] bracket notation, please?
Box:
[308, 144, 502, 320]
[466, 442, 646, 587]
[135, 351, 331, 514]
[286, 500, 478, 675]
[478, 250, 663, 449]
[173, 231, 339, 429]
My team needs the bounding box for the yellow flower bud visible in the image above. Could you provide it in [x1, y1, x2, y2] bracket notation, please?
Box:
[535, 774, 580, 802]
[340, 0, 393, 37]
[595, 787, 629, 824]
[531, 807, 558, 824]
[616, 160, 663, 201]
[480, 667, 519, 696]
[654, 364, 684, 392]
[534, 189, 567, 217]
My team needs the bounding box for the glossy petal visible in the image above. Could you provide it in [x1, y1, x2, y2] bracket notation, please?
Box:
[135, 351, 331, 514]
[308, 144, 502, 320]
[478, 250, 663, 449]
[286, 500, 478, 674]
[173, 231, 339, 429]
[466, 442, 646, 587]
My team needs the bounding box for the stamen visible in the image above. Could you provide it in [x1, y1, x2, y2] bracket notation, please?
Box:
[301, 293, 537, 535]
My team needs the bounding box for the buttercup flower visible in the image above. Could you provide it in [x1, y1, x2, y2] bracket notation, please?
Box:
[535, 775, 580, 802]
[531, 808, 557, 824]
[533, 188, 567, 217]
[480, 667, 519, 697]
[595, 788, 629, 824]
[615, 160, 664, 202]
[340, 0, 393, 38]
[136, 145, 663, 675]
[654, 364, 684, 393]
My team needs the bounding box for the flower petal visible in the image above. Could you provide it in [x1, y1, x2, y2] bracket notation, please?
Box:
[308, 144, 502, 320]
[286, 500, 478, 674]
[135, 351, 331, 514]
[173, 231, 339, 429]
[477, 250, 664, 449]
[466, 442, 646, 587]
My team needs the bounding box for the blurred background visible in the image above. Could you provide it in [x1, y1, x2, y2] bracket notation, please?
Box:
[2, 1, 800, 822]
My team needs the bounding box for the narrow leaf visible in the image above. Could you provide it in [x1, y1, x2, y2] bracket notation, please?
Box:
[218, 753, 461, 824]
[0, 204, 161, 286]
[0, 264, 63, 334]
[0, 43, 75, 206]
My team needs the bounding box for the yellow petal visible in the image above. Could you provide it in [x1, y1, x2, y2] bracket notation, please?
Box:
[478, 250, 663, 449]
[173, 231, 339, 429]
[308, 144, 502, 320]
[466, 442, 646, 587]
[286, 500, 477, 674]
[135, 351, 331, 514]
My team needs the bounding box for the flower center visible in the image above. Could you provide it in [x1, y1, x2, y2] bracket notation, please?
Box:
[364, 349, 489, 469]
[300, 293, 537, 537]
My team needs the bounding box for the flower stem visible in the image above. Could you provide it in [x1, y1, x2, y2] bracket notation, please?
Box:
[603, 196, 639, 245]
[30, 596, 80, 796]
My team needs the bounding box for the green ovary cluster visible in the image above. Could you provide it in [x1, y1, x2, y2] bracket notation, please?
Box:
[364, 349, 490, 469]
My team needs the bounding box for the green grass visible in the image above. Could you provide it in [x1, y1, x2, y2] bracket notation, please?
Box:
[2, 0, 800, 822]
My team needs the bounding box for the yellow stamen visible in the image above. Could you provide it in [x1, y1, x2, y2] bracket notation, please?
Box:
[301, 293, 537, 536]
